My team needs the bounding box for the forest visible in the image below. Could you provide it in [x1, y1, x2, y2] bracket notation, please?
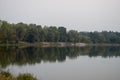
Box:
[0, 20, 120, 44]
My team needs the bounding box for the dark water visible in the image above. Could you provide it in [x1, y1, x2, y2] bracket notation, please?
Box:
[0, 46, 120, 80]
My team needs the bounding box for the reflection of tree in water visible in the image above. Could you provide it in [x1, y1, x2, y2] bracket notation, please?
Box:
[88, 46, 120, 57]
[0, 46, 120, 68]
[0, 46, 18, 68]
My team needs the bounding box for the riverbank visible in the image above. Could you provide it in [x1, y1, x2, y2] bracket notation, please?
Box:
[17, 42, 87, 48]
[0, 42, 120, 48]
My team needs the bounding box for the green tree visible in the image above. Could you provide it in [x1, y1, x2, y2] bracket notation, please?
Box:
[67, 30, 79, 43]
[58, 27, 67, 42]
[0, 21, 17, 43]
[24, 28, 39, 43]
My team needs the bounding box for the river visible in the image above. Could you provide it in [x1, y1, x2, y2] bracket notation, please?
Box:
[0, 46, 120, 80]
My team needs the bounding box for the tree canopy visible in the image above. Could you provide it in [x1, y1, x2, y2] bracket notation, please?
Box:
[0, 20, 120, 44]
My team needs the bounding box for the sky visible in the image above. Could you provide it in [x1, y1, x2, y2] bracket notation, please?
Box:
[0, 0, 120, 32]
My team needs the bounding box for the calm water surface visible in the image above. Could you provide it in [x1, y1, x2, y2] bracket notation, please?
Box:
[0, 46, 120, 80]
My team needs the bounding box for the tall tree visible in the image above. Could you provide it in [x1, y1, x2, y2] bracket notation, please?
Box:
[58, 27, 67, 42]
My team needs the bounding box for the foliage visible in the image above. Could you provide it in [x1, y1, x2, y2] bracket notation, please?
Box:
[0, 71, 13, 80]
[16, 73, 37, 80]
[0, 20, 120, 43]
[0, 72, 37, 80]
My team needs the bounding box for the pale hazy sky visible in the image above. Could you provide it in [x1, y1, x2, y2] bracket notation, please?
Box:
[0, 0, 120, 31]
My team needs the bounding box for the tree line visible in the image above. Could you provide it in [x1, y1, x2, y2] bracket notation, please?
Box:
[0, 20, 120, 43]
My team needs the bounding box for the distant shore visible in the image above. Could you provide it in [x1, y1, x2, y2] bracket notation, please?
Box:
[0, 42, 120, 48]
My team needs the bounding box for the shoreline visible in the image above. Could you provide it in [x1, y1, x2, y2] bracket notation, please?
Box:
[0, 42, 120, 48]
